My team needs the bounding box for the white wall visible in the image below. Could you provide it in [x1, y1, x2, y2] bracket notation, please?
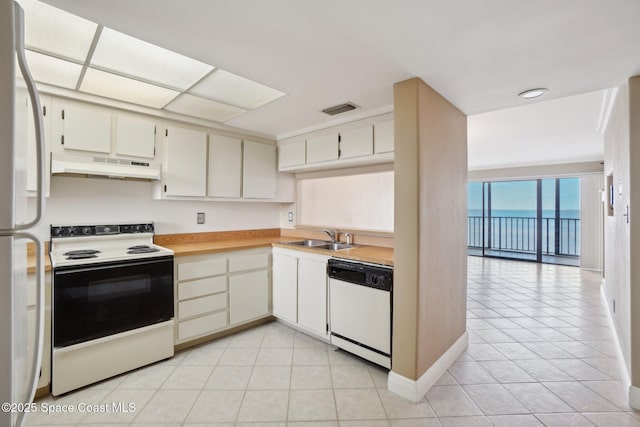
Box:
[298, 171, 394, 232]
[29, 176, 282, 240]
[602, 85, 631, 377]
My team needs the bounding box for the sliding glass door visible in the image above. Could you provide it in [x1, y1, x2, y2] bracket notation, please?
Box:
[467, 177, 580, 265]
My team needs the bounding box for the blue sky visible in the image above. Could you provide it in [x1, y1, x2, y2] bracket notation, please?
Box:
[468, 178, 580, 211]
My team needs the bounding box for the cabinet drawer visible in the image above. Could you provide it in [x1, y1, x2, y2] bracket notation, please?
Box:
[179, 275, 226, 300]
[178, 311, 227, 340]
[178, 258, 227, 281]
[179, 294, 227, 319]
[229, 252, 269, 272]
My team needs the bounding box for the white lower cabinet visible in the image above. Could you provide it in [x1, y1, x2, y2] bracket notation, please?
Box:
[230, 270, 269, 325]
[175, 248, 271, 344]
[272, 247, 329, 339]
[272, 252, 298, 323]
[27, 271, 51, 390]
[297, 257, 329, 337]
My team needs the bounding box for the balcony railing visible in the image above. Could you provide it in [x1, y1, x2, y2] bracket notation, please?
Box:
[468, 216, 580, 256]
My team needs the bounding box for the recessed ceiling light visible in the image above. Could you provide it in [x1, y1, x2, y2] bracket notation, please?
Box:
[518, 88, 549, 99]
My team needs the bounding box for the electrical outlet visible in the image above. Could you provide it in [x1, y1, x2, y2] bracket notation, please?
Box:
[197, 212, 205, 224]
[288, 211, 293, 222]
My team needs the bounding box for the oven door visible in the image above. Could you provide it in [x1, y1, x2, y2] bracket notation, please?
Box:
[53, 256, 174, 348]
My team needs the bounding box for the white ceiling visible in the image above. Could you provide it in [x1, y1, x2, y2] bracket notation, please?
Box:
[468, 90, 606, 170]
[42, 0, 640, 167]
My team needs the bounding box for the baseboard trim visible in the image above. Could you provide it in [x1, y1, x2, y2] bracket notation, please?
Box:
[388, 331, 468, 402]
[600, 281, 633, 401]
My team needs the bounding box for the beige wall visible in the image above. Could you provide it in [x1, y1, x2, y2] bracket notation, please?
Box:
[393, 77, 467, 380]
[603, 84, 632, 378]
[629, 77, 640, 388]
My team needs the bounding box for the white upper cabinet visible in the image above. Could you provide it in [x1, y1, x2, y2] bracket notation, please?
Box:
[163, 126, 207, 197]
[306, 133, 339, 163]
[60, 103, 111, 154]
[276, 115, 393, 172]
[115, 114, 156, 159]
[374, 119, 394, 154]
[339, 125, 373, 159]
[243, 140, 276, 199]
[278, 138, 306, 169]
[208, 134, 242, 198]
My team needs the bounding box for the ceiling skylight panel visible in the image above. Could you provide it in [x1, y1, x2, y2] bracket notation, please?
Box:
[164, 94, 247, 122]
[91, 28, 214, 90]
[18, 0, 98, 62]
[24, 50, 82, 89]
[80, 68, 180, 108]
[189, 69, 286, 110]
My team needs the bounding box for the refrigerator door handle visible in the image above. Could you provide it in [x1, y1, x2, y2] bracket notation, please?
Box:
[2, 3, 45, 233]
[12, 232, 44, 427]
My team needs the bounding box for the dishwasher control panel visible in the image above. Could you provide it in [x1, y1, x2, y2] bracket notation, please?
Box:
[327, 258, 393, 291]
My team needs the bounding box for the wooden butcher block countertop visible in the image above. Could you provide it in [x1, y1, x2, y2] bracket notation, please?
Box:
[157, 228, 394, 267]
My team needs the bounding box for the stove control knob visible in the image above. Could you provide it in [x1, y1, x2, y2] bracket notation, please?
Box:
[66, 226, 77, 236]
[370, 275, 380, 286]
[134, 224, 143, 233]
[144, 224, 153, 233]
[81, 226, 92, 235]
[51, 227, 64, 237]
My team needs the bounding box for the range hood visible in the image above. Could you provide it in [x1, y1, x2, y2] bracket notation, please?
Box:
[51, 153, 161, 180]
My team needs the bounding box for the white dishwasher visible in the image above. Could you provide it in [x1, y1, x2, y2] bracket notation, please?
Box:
[328, 258, 393, 369]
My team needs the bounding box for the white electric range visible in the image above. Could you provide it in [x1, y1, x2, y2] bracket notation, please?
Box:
[49, 222, 175, 395]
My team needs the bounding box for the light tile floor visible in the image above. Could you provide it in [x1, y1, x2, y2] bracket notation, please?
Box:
[27, 256, 640, 426]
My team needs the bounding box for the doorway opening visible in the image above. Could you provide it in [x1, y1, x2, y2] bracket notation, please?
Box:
[468, 177, 580, 266]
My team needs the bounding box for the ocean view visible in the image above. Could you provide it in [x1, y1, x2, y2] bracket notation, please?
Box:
[468, 209, 581, 219]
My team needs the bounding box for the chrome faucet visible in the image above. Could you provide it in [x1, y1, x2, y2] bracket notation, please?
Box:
[323, 228, 338, 243]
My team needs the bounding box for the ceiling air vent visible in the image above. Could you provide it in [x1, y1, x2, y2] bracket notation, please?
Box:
[321, 102, 359, 116]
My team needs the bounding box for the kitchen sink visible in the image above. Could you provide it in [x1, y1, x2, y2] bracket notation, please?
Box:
[284, 239, 331, 247]
[284, 240, 356, 251]
[325, 242, 356, 250]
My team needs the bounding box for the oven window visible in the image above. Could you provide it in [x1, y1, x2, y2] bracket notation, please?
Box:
[89, 274, 151, 301]
[53, 256, 174, 347]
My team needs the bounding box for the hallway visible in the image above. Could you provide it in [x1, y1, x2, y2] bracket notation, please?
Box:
[442, 256, 639, 426]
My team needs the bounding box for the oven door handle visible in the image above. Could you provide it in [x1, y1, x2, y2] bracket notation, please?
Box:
[54, 256, 173, 275]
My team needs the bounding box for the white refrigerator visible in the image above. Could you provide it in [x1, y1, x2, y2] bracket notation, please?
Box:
[0, 1, 47, 426]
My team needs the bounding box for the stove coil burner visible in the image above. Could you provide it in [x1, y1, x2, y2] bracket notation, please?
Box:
[65, 254, 99, 260]
[127, 245, 160, 254]
[63, 249, 101, 260]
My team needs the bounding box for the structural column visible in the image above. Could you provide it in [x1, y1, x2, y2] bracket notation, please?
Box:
[390, 77, 468, 401]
